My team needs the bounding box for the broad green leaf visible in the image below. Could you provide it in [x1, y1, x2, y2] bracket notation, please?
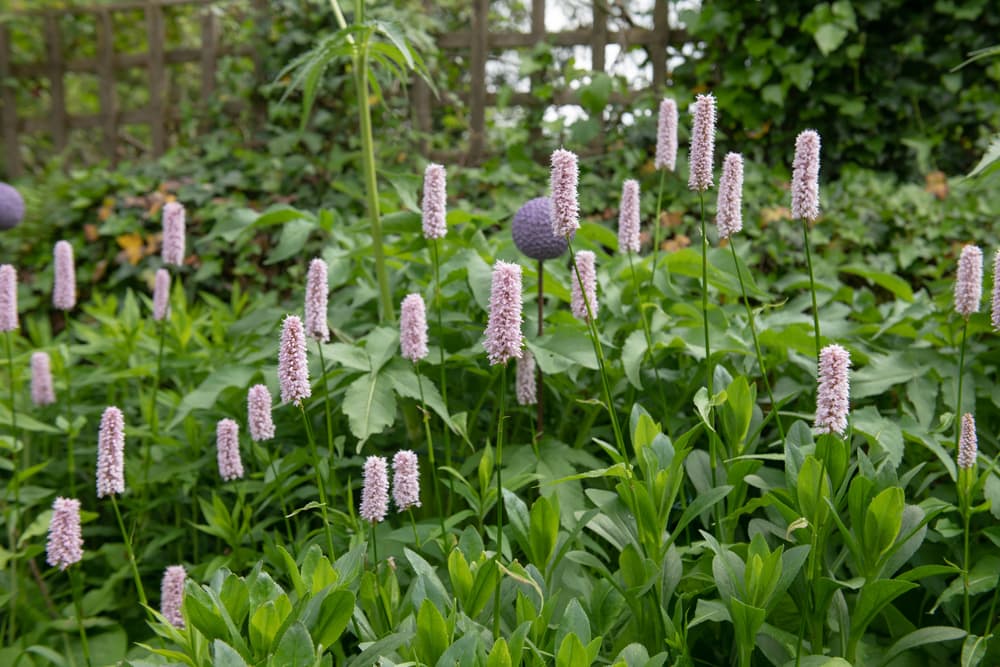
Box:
[345, 631, 414, 667]
[273, 622, 314, 666]
[863, 486, 905, 563]
[967, 133, 1000, 179]
[961, 634, 988, 667]
[312, 589, 354, 650]
[556, 633, 589, 667]
[850, 579, 917, 642]
[343, 370, 397, 448]
[487, 638, 512, 667]
[840, 265, 914, 302]
[529, 495, 560, 568]
[621, 329, 646, 389]
[266, 218, 314, 265]
[212, 640, 249, 667]
[170, 366, 256, 428]
[413, 599, 449, 666]
[668, 485, 733, 547]
[527, 328, 599, 374]
[876, 626, 966, 667]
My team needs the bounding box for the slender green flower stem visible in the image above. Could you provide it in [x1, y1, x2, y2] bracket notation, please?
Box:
[962, 488, 971, 634]
[370, 520, 378, 567]
[5, 330, 20, 644]
[955, 319, 969, 448]
[431, 238, 456, 515]
[627, 251, 666, 414]
[535, 260, 545, 440]
[61, 348, 77, 497]
[728, 238, 785, 443]
[69, 567, 92, 667]
[409, 509, 420, 546]
[800, 219, 822, 359]
[415, 361, 446, 540]
[492, 363, 508, 640]
[649, 169, 669, 292]
[142, 320, 166, 496]
[300, 406, 336, 557]
[110, 495, 147, 607]
[984, 559, 1000, 636]
[316, 341, 337, 462]
[699, 193, 712, 397]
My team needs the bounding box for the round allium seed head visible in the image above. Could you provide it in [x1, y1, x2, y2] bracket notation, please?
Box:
[247, 384, 275, 442]
[46, 497, 83, 570]
[958, 412, 977, 470]
[954, 244, 983, 318]
[160, 565, 187, 628]
[31, 351, 56, 406]
[422, 163, 447, 240]
[550, 149, 580, 238]
[655, 98, 679, 171]
[392, 450, 421, 512]
[52, 240, 76, 311]
[716, 152, 744, 240]
[791, 130, 821, 221]
[483, 260, 524, 366]
[216, 418, 243, 482]
[153, 268, 171, 321]
[688, 93, 716, 192]
[400, 293, 429, 362]
[96, 406, 126, 498]
[571, 250, 598, 322]
[0, 182, 25, 230]
[992, 249, 1000, 331]
[304, 258, 330, 343]
[618, 179, 641, 254]
[0, 264, 18, 332]
[512, 196, 570, 260]
[515, 349, 537, 406]
[161, 201, 186, 267]
[278, 315, 311, 406]
[360, 455, 389, 523]
[814, 344, 851, 436]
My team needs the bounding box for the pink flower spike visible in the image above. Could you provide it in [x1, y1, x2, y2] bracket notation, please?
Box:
[688, 93, 716, 192]
[716, 152, 744, 240]
[46, 497, 83, 570]
[954, 244, 983, 318]
[483, 260, 524, 366]
[153, 268, 171, 321]
[304, 258, 330, 342]
[791, 130, 821, 222]
[958, 412, 977, 470]
[814, 344, 851, 436]
[278, 315, 311, 406]
[247, 384, 275, 442]
[515, 349, 537, 406]
[216, 419, 244, 481]
[550, 149, 580, 238]
[96, 406, 125, 498]
[161, 201, 186, 267]
[655, 98, 678, 172]
[992, 249, 1000, 331]
[160, 565, 187, 628]
[360, 455, 389, 523]
[400, 293, 429, 362]
[618, 179, 641, 254]
[571, 250, 598, 322]
[31, 351, 56, 406]
[0, 264, 18, 332]
[392, 450, 421, 512]
[52, 241, 76, 311]
[422, 163, 447, 240]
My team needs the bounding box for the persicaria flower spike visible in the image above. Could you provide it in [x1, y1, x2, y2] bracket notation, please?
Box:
[791, 130, 821, 221]
[618, 179, 641, 254]
[359, 455, 389, 523]
[52, 240, 76, 311]
[958, 412, 977, 470]
[96, 406, 125, 498]
[392, 450, 421, 512]
[655, 98, 678, 171]
[716, 153, 744, 240]
[688, 93, 716, 192]
[160, 565, 187, 628]
[31, 351, 56, 406]
[304, 258, 330, 342]
[161, 201, 186, 266]
[400, 293, 429, 362]
[247, 384, 275, 442]
[814, 344, 851, 436]
[153, 268, 171, 321]
[46, 497, 83, 570]
[278, 315, 311, 406]
[0, 264, 18, 332]
[216, 418, 244, 481]
[483, 260, 524, 366]
[992, 249, 1000, 331]
[550, 149, 580, 238]
[954, 244, 983, 318]
[422, 163, 447, 240]
[515, 349, 537, 406]
[571, 250, 598, 321]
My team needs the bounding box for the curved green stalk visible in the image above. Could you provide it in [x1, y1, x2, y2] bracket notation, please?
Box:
[649, 169, 670, 292]
[110, 495, 147, 607]
[415, 360, 446, 540]
[627, 250, 666, 415]
[801, 219, 821, 359]
[492, 363, 508, 639]
[69, 567, 92, 667]
[300, 406, 336, 557]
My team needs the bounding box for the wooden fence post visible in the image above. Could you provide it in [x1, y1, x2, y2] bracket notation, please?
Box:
[199, 6, 218, 132]
[591, 0, 607, 73]
[652, 0, 668, 90]
[0, 22, 22, 179]
[96, 9, 118, 165]
[467, 0, 488, 163]
[44, 13, 68, 152]
[145, 0, 166, 156]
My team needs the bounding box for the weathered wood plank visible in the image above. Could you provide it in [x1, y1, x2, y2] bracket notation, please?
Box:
[652, 0, 668, 89]
[96, 9, 118, 164]
[145, 0, 166, 155]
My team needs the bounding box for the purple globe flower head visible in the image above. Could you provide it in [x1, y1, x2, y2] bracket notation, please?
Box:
[0, 182, 25, 230]
[512, 197, 571, 261]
